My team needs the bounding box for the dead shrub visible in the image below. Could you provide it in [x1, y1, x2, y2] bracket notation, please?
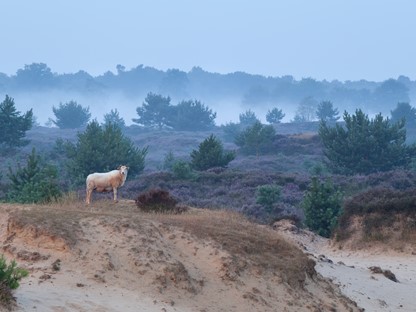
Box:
[135, 189, 187, 214]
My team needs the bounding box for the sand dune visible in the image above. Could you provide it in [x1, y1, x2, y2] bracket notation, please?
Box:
[1, 203, 360, 312]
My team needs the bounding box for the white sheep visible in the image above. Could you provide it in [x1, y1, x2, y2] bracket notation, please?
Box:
[85, 165, 129, 205]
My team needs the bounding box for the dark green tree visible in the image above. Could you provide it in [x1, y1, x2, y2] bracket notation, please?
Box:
[316, 100, 339, 122]
[391, 102, 416, 128]
[319, 109, 413, 174]
[51, 100, 91, 129]
[0, 95, 33, 149]
[132, 93, 172, 129]
[172, 160, 194, 180]
[103, 108, 126, 129]
[221, 121, 241, 142]
[190, 134, 235, 170]
[235, 121, 276, 155]
[239, 109, 260, 128]
[170, 100, 216, 130]
[302, 177, 343, 238]
[7, 148, 61, 203]
[63, 121, 147, 184]
[266, 107, 285, 124]
[256, 184, 281, 213]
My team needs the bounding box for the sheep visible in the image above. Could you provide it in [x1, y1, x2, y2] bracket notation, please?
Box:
[86, 165, 129, 205]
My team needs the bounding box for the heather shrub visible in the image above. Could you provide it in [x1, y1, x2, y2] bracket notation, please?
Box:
[302, 177, 343, 238]
[135, 189, 187, 213]
[342, 187, 416, 217]
[336, 187, 416, 242]
[281, 183, 303, 206]
[0, 280, 14, 310]
[123, 169, 312, 223]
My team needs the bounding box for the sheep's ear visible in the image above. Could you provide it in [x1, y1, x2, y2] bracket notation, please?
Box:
[117, 165, 121, 170]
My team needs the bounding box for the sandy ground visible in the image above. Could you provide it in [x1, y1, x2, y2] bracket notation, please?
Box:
[273, 220, 416, 312]
[1, 204, 360, 312]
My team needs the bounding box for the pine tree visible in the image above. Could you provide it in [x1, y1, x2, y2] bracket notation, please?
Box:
[319, 109, 412, 174]
[7, 148, 61, 203]
[0, 95, 33, 149]
[190, 134, 235, 170]
[235, 121, 276, 155]
[302, 177, 343, 238]
[63, 121, 147, 184]
[51, 100, 91, 129]
[266, 107, 285, 124]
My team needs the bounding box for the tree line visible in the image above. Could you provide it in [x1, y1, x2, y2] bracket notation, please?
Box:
[1, 62, 414, 115]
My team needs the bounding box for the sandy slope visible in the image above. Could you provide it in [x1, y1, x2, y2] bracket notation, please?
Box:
[273, 220, 416, 312]
[0, 203, 359, 312]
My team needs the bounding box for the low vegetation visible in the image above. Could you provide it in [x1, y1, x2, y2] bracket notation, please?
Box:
[135, 188, 188, 214]
[0, 254, 28, 309]
[302, 178, 343, 238]
[335, 187, 416, 243]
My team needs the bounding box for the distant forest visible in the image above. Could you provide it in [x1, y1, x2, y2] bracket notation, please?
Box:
[0, 63, 414, 125]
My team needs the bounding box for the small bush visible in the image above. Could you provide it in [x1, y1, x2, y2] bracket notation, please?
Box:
[302, 177, 343, 238]
[0, 281, 14, 310]
[256, 184, 281, 213]
[136, 189, 187, 213]
[7, 148, 61, 203]
[235, 121, 276, 155]
[0, 255, 28, 290]
[342, 187, 416, 217]
[191, 134, 235, 170]
[172, 160, 194, 180]
[162, 151, 176, 171]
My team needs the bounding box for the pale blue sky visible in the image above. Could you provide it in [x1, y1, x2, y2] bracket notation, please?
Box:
[1, 0, 415, 81]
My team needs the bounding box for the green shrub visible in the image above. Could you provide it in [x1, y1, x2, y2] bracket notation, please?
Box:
[235, 121, 276, 155]
[256, 184, 281, 213]
[0, 255, 28, 290]
[302, 177, 343, 238]
[172, 160, 194, 180]
[7, 148, 61, 203]
[191, 134, 235, 170]
[162, 151, 176, 171]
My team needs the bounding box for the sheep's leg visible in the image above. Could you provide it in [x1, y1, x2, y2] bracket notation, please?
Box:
[113, 187, 118, 202]
[86, 188, 92, 205]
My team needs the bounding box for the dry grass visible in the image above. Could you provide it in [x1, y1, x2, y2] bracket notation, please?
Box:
[152, 209, 315, 288]
[1, 200, 314, 290]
